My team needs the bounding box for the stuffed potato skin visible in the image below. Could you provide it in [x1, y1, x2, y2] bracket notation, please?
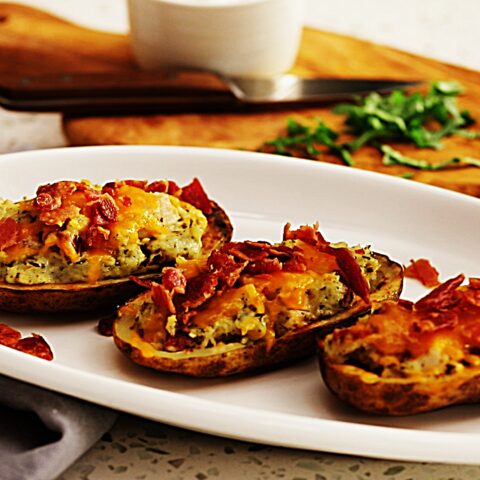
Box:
[319, 274, 480, 415]
[320, 357, 480, 416]
[0, 179, 232, 313]
[113, 226, 403, 377]
[114, 294, 318, 377]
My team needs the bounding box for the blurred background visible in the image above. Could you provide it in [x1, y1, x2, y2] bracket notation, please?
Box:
[1, 0, 478, 153]
[9, 0, 480, 70]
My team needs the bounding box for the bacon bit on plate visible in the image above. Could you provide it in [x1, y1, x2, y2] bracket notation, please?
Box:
[0, 323, 21, 346]
[15, 335, 54, 361]
[0, 323, 53, 361]
[97, 314, 116, 337]
[405, 258, 440, 288]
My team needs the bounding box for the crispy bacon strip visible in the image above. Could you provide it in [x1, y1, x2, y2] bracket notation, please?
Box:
[97, 314, 115, 337]
[162, 267, 187, 295]
[129, 276, 155, 289]
[282, 249, 307, 273]
[124, 179, 148, 189]
[246, 258, 282, 275]
[405, 258, 440, 288]
[329, 247, 370, 304]
[140, 224, 372, 327]
[135, 269, 187, 314]
[220, 242, 269, 262]
[0, 323, 21, 346]
[35, 192, 61, 211]
[283, 223, 327, 246]
[415, 274, 465, 312]
[132, 277, 176, 314]
[180, 178, 212, 215]
[15, 335, 53, 361]
[180, 272, 219, 310]
[89, 194, 119, 226]
[164, 333, 195, 351]
[462, 278, 480, 307]
[147, 180, 181, 196]
[0, 323, 53, 361]
[85, 225, 110, 250]
[103, 180, 148, 193]
[412, 310, 459, 334]
[0, 218, 20, 250]
[152, 283, 176, 314]
[208, 251, 247, 288]
[398, 299, 414, 311]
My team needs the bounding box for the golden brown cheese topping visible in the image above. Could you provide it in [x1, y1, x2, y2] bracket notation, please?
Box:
[128, 226, 382, 352]
[325, 275, 480, 377]
[0, 179, 209, 284]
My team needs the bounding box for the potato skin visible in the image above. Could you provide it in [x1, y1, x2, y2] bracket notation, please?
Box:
[0, 277, 146, 314]
[114, 314, 316, 377]
[319, 360, 480, 416]
[318, 274, 480, 416]
[113, 253, 403, 377]
[0, 201, 232, 313]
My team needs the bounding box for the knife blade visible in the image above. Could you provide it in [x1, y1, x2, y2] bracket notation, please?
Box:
[0, 70, 420, 114]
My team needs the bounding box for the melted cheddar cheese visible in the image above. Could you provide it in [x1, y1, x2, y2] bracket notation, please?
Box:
[324, 286, 480, 379]
[135, 240, 381, 351]
[0, 181, 207, 284]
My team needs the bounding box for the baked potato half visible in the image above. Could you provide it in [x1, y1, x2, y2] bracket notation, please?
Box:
[113, 224, 403, 377]
[319, 274, 480, 415]
[0, 178, 232, 313]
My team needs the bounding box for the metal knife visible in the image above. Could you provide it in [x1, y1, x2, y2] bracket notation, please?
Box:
[0, 70, 420, 114]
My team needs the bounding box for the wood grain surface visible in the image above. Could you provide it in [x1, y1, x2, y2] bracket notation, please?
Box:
[1, 3, 480, 196]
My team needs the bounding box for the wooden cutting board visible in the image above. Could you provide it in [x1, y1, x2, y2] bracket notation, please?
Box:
[2, 3, 480, 196]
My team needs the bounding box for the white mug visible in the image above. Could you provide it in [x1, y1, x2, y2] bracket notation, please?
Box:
[128, 0, 305, 77]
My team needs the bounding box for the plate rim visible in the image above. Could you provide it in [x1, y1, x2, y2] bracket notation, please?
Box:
[1, 145, 480, 465]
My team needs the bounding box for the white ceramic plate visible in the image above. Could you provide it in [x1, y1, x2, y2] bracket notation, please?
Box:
[1, 146, 480, 464]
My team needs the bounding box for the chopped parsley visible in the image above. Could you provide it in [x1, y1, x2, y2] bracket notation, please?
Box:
[381, 145, 480, 171]
[261, 81, 480, 170]
[335, 81, 475, 150]
[265, 117, 353, 166]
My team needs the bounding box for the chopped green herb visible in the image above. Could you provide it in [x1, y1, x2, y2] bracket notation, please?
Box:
[381, 145, 480, 170]
[261, 81, 480, 172]
[265, 118, 354, 166]
[334, 81, 474, 150]
[456, 129, 480, 139]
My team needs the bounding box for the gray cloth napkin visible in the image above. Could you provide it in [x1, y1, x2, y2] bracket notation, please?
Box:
[0, 375, 118, 480]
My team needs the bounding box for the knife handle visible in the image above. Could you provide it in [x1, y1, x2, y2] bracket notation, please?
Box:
[0, 70, 236, 113]
[1, 70, 229, 94]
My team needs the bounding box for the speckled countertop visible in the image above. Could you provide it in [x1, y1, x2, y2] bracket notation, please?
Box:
[59, 416, 480, 480]
[3, 1, 480, 479]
